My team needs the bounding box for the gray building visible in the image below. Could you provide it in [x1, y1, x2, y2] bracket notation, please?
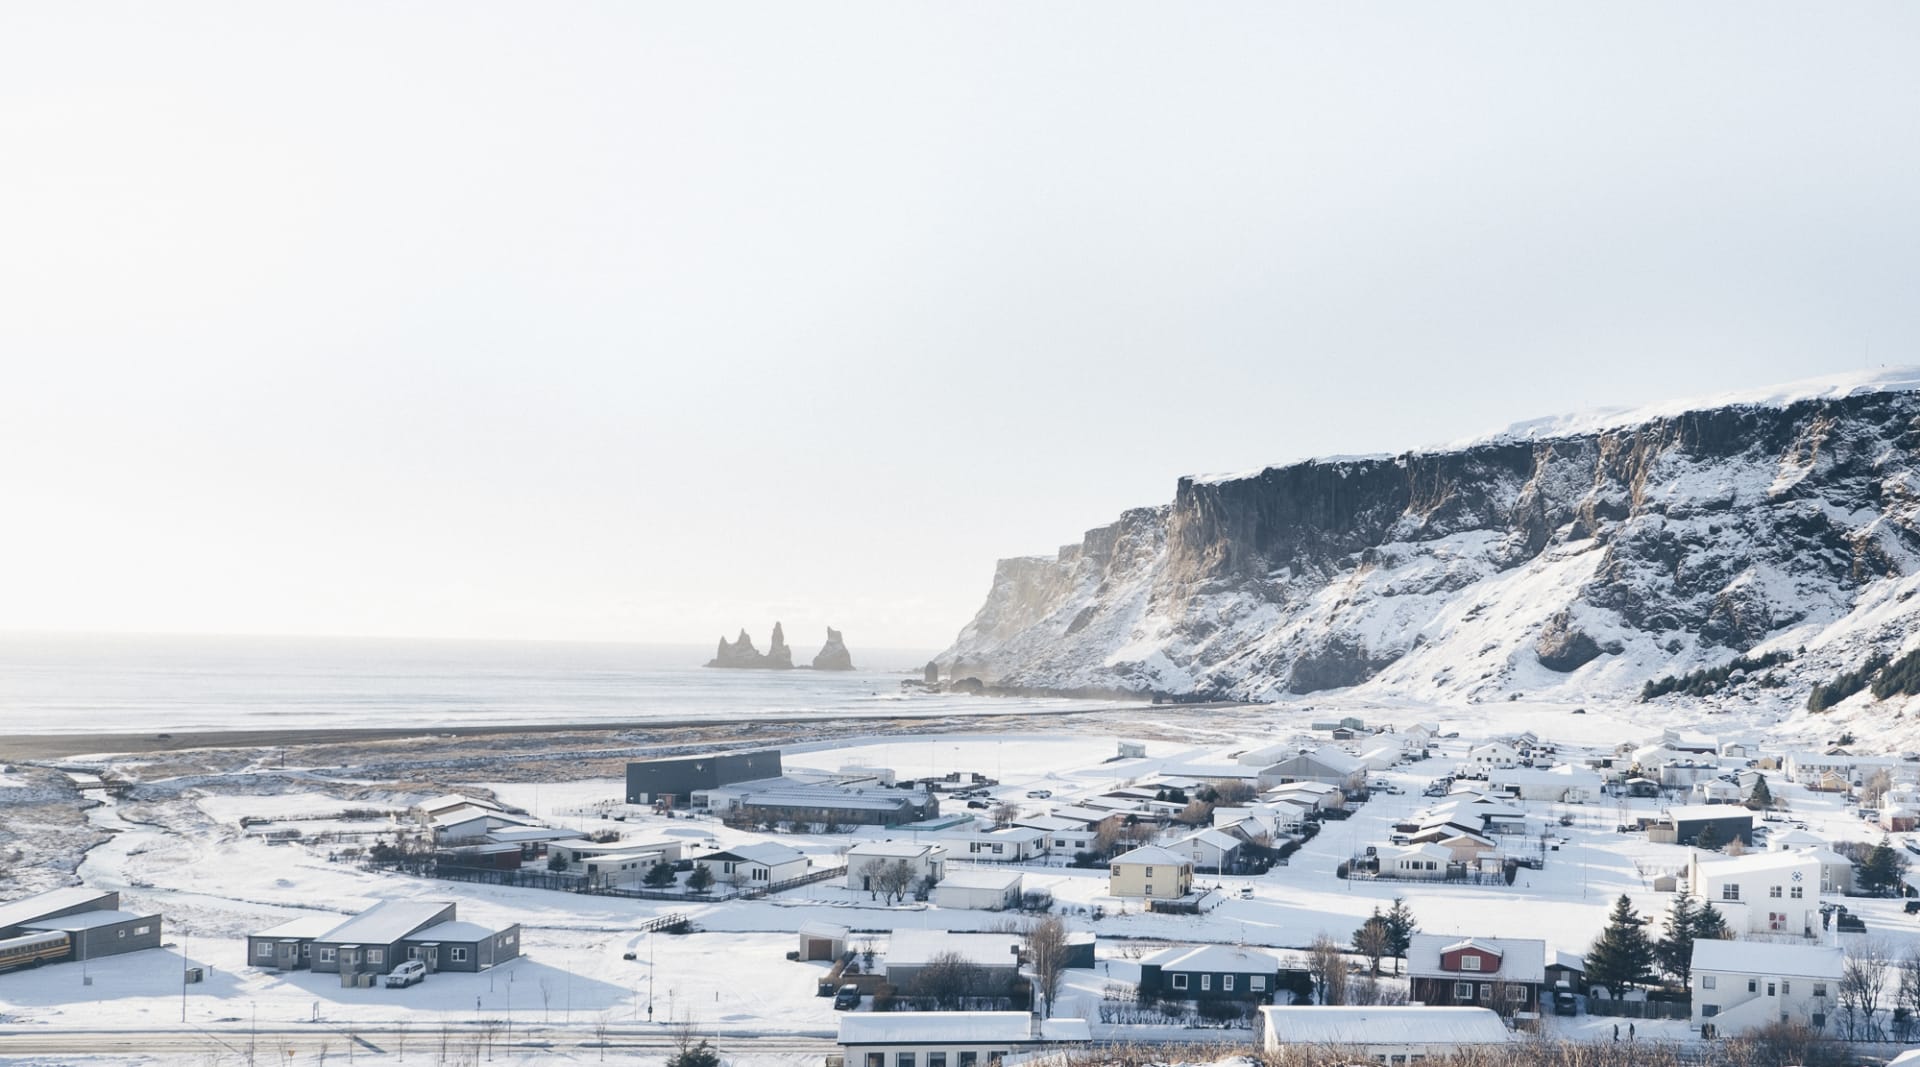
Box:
[625, 749, 784, 805]
[0, 887, 161, 967]
[249, 900, 521, 979]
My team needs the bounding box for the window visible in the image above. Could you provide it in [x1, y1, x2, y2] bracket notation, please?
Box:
[1201, 975, 1212, 991]
[1767, 982, 1776, 996]
[1769, 886, 1782, 898]
[866, 1055, 884, 1067]
[1781, 981, 1790, 995]
[1251, 976, 1267, 991]
[1748, 979, 1758, 993]
[1702, 976, 1716, 989]
[452, 947, 468, 963]
[958, 1054, 977, 1067]
[1723, 885, 1740, 901]
[118, 929, 127, 938]
[1145, 867, 1155, 876]
[319, 948, 336, 963]
[1455, 982, 1474, 999]
[1145, 885, 1154, 896]
[1813, 983, 1828, 998]
[134, 926, 150, 936]
[302, 944, 311, 958]
[1480, 984, 1492, 1001]
[898, 1054, 915, 1067]
[1812, 1012, 1826, 1028]
[367, 949, 383, 965]
[1702, 1004, 1719, 1017]
[257, 943, 274, 958]
[1460, 956, 1482, 971]
[1792, 886, 1803, 898]
[1223, 975, 1235, 991]
[409, 947, 420, 960]
[1111, 866, 1121, 877]
[1171, 974, 1189, 990]
[929, 1055, 947, 1067]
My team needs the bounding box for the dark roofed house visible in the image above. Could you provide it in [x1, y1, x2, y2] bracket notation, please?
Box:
[252, 900, 521, 981]
[1408, 934, 1546, 1018]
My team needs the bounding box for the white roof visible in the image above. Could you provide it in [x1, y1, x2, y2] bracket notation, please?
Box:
[1112, 845, 1191, 867]
[1180, 828, 1244, 851]
[1662, 804, 1754, 823]
[1691, 939, 1843, 980]
[839, 1012, 1089, 1046]
[711, 842, 807, 866]
[254, 913, 349, 940]
[416, 793, 501, 814]
[1258, 1006, 1510, 1045]
[798, 921, 849, 939]
[0, 887, 117, 932]
[886, 930, 1021, 969]
[1141, 943, 1279, 973]
[408, 920, 500, 943]
[848, 840, 941, 859]
[1407, 934, 1546, 983]
[1694, 850, 1816, 879]
[937, 869, 1023, 891]
[24, 909, 155, 932]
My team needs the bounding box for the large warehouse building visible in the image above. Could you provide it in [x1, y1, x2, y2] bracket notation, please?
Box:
[0, 887, 163, 966]
[625, 749, 784, 805]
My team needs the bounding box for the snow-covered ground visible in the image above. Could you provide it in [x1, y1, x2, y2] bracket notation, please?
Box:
[7, 710, 1920, 1064]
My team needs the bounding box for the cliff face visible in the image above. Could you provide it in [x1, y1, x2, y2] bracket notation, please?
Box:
[707, 623, 795, 669]
[940, 375, 1920, 708]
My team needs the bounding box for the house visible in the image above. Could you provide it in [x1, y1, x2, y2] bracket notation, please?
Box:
[1686, 851, 1819, 937]
[943, 826, 1046, 863]
[1487, 766, 1603, 804]
[1408, 935, 1546, 1016]
[1384, 843, 1456, 880]
[1266, 780, 1343, 811]
[1356, 741, 1402, 772]
[1690, 939, 1844, 1034]
[837, 1012, 1090, 1067]
[625, 749, 784, 806]
[1882, 807, 1919, 833]
[1643, 805, 1753, 847]
[251, 900, 520, 978]
[1545, 950, 1586, 996]
[1138, 944, 1281, 1002]
[1014, 816, 1099, 858]
[1175, 828, 1244, 874]
[1262, 748, 1365, 790]
[798, 921, 849, 961]
[1258, 1006, 1511, 1059]
[1691, 780, 1743, 805]
[883, 931, 1022, 994]
[847, 841, 947, 894]
[1117, 740, 1147, 760]
[696, 842, 809, 887]
[1468, 742, 1520, 772]
[1107, 845, 1193, 899]
[1400, 724, 1436, 753]
[1783, 751, 1904, 788]
[930, 869, 1024, 911]
[0, 887, 162, 967]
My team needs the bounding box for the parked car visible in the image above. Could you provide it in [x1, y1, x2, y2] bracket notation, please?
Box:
[1838, 913, 1868, 933]
[384, 960, 427, 988]
[966, 799, 991, 809]
[1026, 789, 1052, 799]
[833, 984, 862, 1010]
[1239, 886, 1255, 899]
[1903, 900, 1920, 915]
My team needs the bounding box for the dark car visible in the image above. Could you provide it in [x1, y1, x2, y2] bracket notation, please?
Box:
[833, 984, 862, 1010]
[966, 799, 991, 809]
[1903, 900, 1920, 914]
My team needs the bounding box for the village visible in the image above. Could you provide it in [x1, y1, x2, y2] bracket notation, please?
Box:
[7, 704, 1920, 1066]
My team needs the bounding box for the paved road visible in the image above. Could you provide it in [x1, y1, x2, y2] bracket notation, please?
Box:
[0, 1025, 838, 1062]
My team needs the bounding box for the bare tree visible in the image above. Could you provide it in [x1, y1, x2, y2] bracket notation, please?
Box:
[1307, 935, 1348, 1005]
[909, 950, 990, 1010]
[1024, 915, 1070, 1016]
[1864, 768, 1894, 808]
[1840, 939, 1890, 1040]
[1898, 950, 1920, 1042]
[594, 1009, 613, 1061]
[540, 976, 554, 1023]
[992, 802, 1020, 828]
[871, 859, 918, 904]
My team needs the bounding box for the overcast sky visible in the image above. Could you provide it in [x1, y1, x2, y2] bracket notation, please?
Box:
[2, 4, 1916, 652]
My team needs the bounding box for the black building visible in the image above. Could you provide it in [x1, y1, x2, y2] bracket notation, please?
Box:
[625, 749, 784, 805]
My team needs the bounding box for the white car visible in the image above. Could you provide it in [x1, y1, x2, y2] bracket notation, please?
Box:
[384, 960, 427, 988]
[1025, 789, 1052, 799]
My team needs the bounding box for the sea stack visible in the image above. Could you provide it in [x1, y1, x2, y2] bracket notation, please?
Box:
[812, 627, 855, 670]
[706, 623, 796, 669]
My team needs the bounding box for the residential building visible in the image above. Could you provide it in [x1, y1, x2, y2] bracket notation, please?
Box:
[837, 1012, 1091, 1067]
[846, 841, 947, 894]
[943, 826, 1045, 863]
[1107, 845, 1193, 899]
[883, 931, 1022, 994]
[1014, 816, 1099, 858]
[696, 842, 809, 887]
[930, 869, 1023, 911]
[1258, 1006, 1511, 1059]
[1686, 851, 1819, 937]
[1138, 944, 1281, 1002]
[1408, 935, 1546, 1017]
[249, 900, 520, 977]
[1690, 939, 1843, 1034]
[1175, 828, 1244, 874]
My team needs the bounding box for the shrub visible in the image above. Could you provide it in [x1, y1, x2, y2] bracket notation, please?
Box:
[1872, 648, 1920, 701]
[1641, 650, 1793, 701]
[1808, 654, 1890, 712]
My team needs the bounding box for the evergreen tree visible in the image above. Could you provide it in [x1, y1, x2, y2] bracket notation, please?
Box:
[1587, 894, 1656, 996]
[642, 861, 676, 888]
[1694, 822, 1722, 851]
[1747, 774, 1774, 811]
[1352, 909, 1390, 976]
[1693, 900, 1732, 943]
[1861, 837, 1910, 897]
[1655, 893, 1699, 985]
[686, 865, 715, 891]
[1382, 896, 1418, 976]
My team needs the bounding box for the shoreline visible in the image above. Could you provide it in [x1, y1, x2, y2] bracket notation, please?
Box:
[0, 697, 1229, 762]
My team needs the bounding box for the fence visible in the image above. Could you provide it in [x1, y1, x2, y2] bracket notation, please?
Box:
[363, 857, 845, 902]
[1585, 996, 1691, 1020]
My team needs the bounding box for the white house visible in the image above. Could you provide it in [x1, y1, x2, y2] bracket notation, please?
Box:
[1257, 1006, 1510, 1059]
[1015, 816, 1099, 858]
[1690, 939, 1843, 1035]
[1488, 765, 1603, 803]
[847, 841, 948, 894]
[929, 869, 1024, 911]
[1384, 843, 1456, 880]
[1686, 851, 1819, 938]
[1467, 742, 1520, 772]
[695, 842, 809, 887]
[1176, 828, 1244, 873]
[1262, 748, 1365, 790]
[838, 1012, 1090, 1067]
[1691, 780, 1743, 804]
[1356, 741, 1402, 772]
[943, 826, 1045, 863]
[1783, 751, 1905, 786]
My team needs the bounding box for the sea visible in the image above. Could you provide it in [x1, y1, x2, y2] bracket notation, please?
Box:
[0, 632, 1113, 736]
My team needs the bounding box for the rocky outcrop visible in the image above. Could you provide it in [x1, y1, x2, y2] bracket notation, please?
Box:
[812, 628, 855, 670]
[706, 623, 795, 669]
[939, 372, 1920, 708]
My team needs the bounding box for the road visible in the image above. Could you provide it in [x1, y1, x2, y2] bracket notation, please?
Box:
[0, 1025, 838, 1063]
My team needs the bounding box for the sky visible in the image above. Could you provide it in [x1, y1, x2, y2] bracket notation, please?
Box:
[1, 4, 1917, 653]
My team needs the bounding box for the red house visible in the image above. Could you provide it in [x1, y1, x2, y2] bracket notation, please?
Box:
[1407, 935, 1545, 1019]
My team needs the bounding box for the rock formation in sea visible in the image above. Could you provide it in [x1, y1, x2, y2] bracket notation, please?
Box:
[811, 627, 855, 670]
[706, 623, 795, 669]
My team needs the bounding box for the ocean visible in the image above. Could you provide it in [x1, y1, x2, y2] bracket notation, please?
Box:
[0, 632, 1106, 736]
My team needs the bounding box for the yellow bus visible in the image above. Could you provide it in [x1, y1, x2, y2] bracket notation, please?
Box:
[0, 930, 72, 972]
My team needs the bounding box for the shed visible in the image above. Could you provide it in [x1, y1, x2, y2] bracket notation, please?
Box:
[930, 868, 1024, 911]
[798, 921, 849, 962]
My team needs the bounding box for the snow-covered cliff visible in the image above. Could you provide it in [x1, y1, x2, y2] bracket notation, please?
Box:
[940, 370, 1920, 711]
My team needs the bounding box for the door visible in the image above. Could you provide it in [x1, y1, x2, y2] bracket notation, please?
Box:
[426, 946, 440, 972]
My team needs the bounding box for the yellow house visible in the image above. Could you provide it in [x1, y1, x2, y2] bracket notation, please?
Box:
[1108, 845, 1194, 898]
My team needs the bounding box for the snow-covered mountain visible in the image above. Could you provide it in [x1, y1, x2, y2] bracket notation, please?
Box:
[940, 370, 1920, 714]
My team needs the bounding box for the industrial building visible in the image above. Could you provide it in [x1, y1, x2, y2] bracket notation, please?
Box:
[625, 749, 785, 806]
[0, 887, 162, 968]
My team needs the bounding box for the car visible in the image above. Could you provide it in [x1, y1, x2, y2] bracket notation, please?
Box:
[1571, 708, 1586, 715]
[1838, 914, 1868, 933]
[384, 960, 427, 988]
[1026, 789, 1052, 799]
[833, 984, 862, 1010]
[1238, 886, 1254, 899]
[966, 799, 991, 809]
[1904, 900, 1920, 915]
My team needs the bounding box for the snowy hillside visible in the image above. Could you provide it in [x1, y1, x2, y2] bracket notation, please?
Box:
[940, 370, 1920, 717]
